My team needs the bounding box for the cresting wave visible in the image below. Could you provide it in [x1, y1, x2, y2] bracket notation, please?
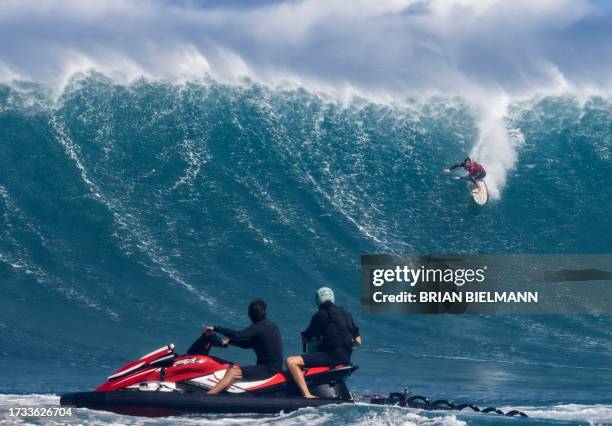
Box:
[1, 72, 611, 424]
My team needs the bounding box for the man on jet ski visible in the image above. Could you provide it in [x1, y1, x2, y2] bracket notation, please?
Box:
[205, 299, 283, 394]
[286, 287, 361, 398]
[443, 157, 486, 186]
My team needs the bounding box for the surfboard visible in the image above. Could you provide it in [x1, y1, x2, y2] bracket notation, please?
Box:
[470, 180, 488, 205]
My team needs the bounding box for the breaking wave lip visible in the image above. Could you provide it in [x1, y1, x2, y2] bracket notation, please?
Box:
[5, 70, 612, 209]
[1, 0, 611, 95]
[16, 70, 612, 207]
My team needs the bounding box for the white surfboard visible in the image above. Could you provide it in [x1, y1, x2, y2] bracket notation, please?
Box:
[470, 180, 488, 205]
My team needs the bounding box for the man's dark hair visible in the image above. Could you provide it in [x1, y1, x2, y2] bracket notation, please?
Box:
[248, 299, 267, 322]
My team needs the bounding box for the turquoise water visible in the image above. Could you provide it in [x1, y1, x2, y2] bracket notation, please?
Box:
[0, 73, 610, 424]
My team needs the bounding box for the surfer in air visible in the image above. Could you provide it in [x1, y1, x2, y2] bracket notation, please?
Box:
[443, 157, 486, 186]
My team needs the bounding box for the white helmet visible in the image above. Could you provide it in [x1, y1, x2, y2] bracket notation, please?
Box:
[315, 287, 335, 306]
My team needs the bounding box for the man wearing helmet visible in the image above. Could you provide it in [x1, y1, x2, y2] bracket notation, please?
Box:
[285, 287, 362, 398]
[444, 157, 486, 186]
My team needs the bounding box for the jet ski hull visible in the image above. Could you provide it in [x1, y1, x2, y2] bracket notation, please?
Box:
[60, 390, 352, 416]
[59, 341, 357, 417]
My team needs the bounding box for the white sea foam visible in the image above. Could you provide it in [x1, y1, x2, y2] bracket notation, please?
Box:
[0, 395, 468, 425]
[468, 94, 525, 200]
[501, 403, 612, 425]
[3, 393, 612, 425]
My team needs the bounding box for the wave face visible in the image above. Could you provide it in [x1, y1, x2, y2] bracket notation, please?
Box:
[0, 74, 611, 424]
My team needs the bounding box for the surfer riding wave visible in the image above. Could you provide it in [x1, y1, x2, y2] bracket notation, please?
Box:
[443, 157, 486, 186]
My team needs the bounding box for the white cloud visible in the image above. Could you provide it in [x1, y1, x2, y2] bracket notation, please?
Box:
[0, 0, 608, 94]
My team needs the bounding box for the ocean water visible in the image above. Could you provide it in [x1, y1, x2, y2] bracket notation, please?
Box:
[0, 73, 610, 425]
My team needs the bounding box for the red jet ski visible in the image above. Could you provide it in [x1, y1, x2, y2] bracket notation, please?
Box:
[60, 334, 358, 417]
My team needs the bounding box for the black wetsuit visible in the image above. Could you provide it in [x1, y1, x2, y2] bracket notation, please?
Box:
[215, 318, 283, 380]
[301, 302, 360, 367]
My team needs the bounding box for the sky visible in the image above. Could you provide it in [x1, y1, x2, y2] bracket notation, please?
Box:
[0, 0, 611, 95]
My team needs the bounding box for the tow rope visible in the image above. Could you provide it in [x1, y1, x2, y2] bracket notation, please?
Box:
[368, 388, 528, 417]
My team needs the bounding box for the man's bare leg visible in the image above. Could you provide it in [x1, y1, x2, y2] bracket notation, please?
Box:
[208, 365, 243, 394]
[286, 355, 317, 398]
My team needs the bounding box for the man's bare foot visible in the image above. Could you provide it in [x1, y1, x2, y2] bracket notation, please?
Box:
[304, 394, 319, 399]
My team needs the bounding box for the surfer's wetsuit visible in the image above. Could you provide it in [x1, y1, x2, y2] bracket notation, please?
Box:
[301, 302, 359, 367]
[215, 319, 284, 380]
[449, 160, 486, 185]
